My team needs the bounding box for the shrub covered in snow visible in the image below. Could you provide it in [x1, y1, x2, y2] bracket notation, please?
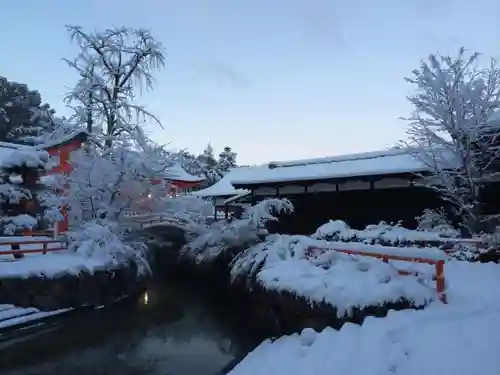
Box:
[312, 219, 458, 247]
[230, 234, 436, 317]
[179, 198, 294, 264]
[66, 221, 150, 275]
[415, 208, 459, 237]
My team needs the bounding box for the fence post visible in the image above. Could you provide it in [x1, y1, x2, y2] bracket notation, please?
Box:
[42, 242, 47, 255]
[435, 260, 447, 303]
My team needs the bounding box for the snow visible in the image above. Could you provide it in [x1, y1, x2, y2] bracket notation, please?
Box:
[191, 165, 266, 197]
[0, 146, 49, 169]
[230, 148, 438, 186]
[229, 261, 500, 375]
[0, 304, 72, 330]
[224, 190, 251, 205]
[39, 129, 88, 149]
[0, 252, 108, 278]
[257, 258, 435, 314]
[0, 236, 63, 253]
[313, 220, 461, 244]
[164, 162, 205, 183]
[231, 235, 443, 316]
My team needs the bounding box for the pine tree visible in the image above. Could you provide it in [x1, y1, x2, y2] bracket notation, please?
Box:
[197, 144, 218, 168]
[218, 146, 237, 172]
[0, 76, 55, 145]
[196, 144, 222, 186]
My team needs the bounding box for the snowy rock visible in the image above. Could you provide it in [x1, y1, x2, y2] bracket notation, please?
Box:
[299, 328, 318, 347]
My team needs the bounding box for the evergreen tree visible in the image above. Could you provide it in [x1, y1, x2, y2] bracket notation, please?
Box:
[0, 76, 55, 145]
[196, 144, 223, 186]
[197, 143, 218, 168]
[218, 146, 237, 172]
[0, 148, 50, 237]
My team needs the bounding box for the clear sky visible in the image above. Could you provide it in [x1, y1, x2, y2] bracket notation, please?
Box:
[1, 0, 499, 164]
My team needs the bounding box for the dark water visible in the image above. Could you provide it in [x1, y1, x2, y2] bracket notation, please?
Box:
[0, 282, 253, 375]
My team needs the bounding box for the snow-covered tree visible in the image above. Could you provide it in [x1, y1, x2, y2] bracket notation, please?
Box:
[62, 144, 170, 224]
[64, 25, 166, 148]
[198, 143, 218, 168]
[0, 76, 55, 145]
[404, 48, 500, 234]
[218, 146, 237, 172]
[180, 198, 294, 264]
[0, 148, 53, 236]
[196, 143, 223, 185]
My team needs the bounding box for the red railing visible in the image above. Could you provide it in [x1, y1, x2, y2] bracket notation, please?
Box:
[306, 246, 448, 304]
[0, 239, 68, 258]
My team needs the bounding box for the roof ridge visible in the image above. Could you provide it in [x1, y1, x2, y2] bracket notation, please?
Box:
[268, 148, 409, 169]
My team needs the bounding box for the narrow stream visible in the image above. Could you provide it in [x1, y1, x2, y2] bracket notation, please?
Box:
[0, 281, 254, 375]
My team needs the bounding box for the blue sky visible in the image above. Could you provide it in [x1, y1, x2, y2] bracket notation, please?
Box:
[1, 0, 499, 164]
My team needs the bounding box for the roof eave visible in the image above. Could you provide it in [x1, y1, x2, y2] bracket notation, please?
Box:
[231, 171, 428, 189]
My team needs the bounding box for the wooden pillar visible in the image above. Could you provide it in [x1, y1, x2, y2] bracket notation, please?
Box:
[436, 260, 447, 303]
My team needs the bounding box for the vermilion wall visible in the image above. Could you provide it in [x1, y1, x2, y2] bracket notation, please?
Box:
[46, 140, 83, 232]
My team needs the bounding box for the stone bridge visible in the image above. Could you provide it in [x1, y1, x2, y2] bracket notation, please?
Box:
[123, 213, 199, 249]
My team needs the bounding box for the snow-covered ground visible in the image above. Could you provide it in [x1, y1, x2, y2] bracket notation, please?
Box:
[229, 260, 500, 375]
[0, 252, 109, 278]
[0, 304, 72, 330]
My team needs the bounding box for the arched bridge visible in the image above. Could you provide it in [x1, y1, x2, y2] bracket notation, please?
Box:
[122, 213, 201, 248]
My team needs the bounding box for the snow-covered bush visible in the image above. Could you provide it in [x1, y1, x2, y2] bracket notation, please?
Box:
[230, 234, 435, 315]
[179, 198, 294, 264]
[66, 221, 150, 275]
[312, 219, 457, 247]
[415, 208, 459, 237]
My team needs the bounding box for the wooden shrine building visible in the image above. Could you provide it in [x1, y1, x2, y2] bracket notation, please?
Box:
[227, 149, 448, 234]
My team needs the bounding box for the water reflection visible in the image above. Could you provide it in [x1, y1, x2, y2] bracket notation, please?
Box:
[1, 284, 247, 375]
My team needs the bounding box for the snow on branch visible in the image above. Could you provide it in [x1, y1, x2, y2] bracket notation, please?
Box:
[404, 48, 500, 233]
[180, 198, 294, 264]
[64, 25, 166, 148]
[0, 148, 49, 169]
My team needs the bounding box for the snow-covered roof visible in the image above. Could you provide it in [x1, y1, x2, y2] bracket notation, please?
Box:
[40, 130, 88, 149]
[190, 166, 267, 197]
[231, 148, 432, 186]
[164, 162, 205, 183]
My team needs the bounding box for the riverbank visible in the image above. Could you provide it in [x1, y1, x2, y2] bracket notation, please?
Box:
[0, 251, 149, 310]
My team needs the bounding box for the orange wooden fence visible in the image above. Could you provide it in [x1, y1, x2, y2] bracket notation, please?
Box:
[306, 246, 447, 304]
[0, 239, 68, 258]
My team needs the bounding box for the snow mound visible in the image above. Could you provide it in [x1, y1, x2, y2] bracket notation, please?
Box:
[229, 261, 500, 375]
[231, 234, 438, 316]
[67, 221, 150, 275]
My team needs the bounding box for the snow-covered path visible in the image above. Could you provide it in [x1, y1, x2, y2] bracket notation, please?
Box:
[229, 261, 500, 375]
